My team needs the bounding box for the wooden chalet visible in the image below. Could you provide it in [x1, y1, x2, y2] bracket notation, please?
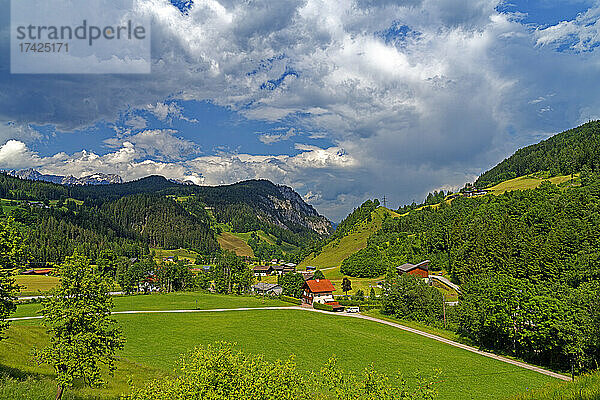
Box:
[302, 279, 343, 311]
[396, 260, 430, 280]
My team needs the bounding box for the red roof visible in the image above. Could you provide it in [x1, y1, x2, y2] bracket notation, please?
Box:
[305, 279, 335, 293]
[32, 268, 53, 275]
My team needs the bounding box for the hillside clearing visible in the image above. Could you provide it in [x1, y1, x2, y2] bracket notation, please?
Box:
[217, 232, 254, 257]
[486, 173, 578, 195]
[15, 275, 60, 296]
[151, 248, 199, 262]
[300, 207, 399, 269]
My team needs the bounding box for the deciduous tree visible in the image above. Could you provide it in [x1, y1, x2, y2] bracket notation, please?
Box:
[33, 253, 125, 400]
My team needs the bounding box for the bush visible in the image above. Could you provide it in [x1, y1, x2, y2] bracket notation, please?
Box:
[281, 295, 302, 305]
[313, 302, 333, 311]
[381, 274, 442, 324]
[123, 342, 440, 400]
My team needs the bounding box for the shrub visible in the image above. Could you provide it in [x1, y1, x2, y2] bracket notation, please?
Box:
[123, 342, 440, 400]
[281, 295, 302, 305]
[313, 302, 333, 311]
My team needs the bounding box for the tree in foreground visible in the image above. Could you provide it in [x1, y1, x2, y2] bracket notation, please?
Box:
[123, 342, 438, 400]
[0, 217, 25, 339]
[34, 253, 126, 400]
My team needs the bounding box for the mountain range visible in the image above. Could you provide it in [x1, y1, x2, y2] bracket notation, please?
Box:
[3, 168, 123, 185]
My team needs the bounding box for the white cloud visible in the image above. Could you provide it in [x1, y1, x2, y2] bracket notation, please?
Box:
[104, 129, 201, 161]
[258, 127, 297, 144]
[535, 6, 600, 52]
[0, 140, 41, 169]
[0, 0, 599, 219]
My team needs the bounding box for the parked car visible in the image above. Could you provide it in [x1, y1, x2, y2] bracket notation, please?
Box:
[346, 307, 360, 313]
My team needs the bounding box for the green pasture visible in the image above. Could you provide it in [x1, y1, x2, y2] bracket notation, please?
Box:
[300, 207, 399, 269]
[3, 305, 558, 400]
[15, 275, 60, 296]
[12, 292, 289, 319]
[150, 248, 199, 262]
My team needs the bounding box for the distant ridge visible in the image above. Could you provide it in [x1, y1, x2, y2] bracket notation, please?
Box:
[4, 168, 122, 185]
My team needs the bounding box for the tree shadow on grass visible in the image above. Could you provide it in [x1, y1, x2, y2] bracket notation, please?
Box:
[0, 364, 120, 400]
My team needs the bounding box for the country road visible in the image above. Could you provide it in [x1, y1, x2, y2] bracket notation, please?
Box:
[9, 306, 570, 381]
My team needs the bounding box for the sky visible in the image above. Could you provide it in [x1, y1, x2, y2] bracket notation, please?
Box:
[0, 0, 599, 221]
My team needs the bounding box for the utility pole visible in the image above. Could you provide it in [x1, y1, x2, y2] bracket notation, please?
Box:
[442, 296, 446, 329]
[382, 196, 387, 208]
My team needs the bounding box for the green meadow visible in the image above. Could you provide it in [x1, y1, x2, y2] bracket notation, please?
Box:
[3, 293, 559, 400]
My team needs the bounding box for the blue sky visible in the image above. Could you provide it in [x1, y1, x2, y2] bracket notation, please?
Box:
[0, 0, 599, 221]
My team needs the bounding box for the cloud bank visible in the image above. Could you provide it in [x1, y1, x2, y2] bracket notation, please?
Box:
[0, 0, 599, 220]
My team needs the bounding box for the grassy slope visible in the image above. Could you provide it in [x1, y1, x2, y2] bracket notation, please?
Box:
[15, 276, 60, 296]
[13, 292, 290, 318]
[217, 232, 254, 257]
[508, 372, 600, 400]
[151, 248, 199, 263]
[4, 308, 556, 400]
[296, 207, 399, 296]
[300, 207, 400, 269]
[486, 173, 578, 195]
[230, 230, 299, 253]
[0, 322, 165, 400]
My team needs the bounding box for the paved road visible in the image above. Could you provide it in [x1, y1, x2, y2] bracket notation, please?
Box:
[9, 306, 570, 381]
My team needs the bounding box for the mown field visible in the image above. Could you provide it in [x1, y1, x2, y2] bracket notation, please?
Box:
[12, 292, 288, 319]
[15, 275, 60, 296]
[3, 293, 560, 400]
[150, 248, 199, 263]
[217, 232, 254, 257]
[486, 173, 578, 195]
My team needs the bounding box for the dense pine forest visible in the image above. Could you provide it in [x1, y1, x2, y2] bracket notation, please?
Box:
[476, 120, 600, 188]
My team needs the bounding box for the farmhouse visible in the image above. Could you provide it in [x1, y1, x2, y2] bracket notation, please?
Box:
[21, 268, 53, 276]
[272, 264, 285, 275]
[252, 265, 274, 276]
[396, 260, 430, 282]
[302, 279, 336, 304]
[252, 282, 283, 296]
[299, 271, 314, 281]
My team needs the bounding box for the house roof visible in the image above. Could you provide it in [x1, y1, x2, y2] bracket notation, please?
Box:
[397, 260, 430, 273]
[305, 279, 335, 293]
[253, 265, 273, 272]
[299, 271, 314, 281]
[253, 282, 281, 291]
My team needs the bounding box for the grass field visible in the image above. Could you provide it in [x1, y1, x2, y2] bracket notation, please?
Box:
[151, 248, 199, 262]
[15, 275, 60, 296]
[300, 207, 399, 269]
[486, 173, 578, 195]
[508, 371, 600, 400]
[3, 304, 558, 400]
[217, 232, 254, 257]
[230, 230, 299, 253]
[12, 292, 289, 319]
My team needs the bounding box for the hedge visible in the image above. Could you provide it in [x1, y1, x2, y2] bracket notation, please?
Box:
[281, 295, 302, 305]
[313, 302, 333, 311]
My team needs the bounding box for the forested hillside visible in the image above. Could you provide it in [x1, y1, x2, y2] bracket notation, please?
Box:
[476, 120, 600, 188]
[0, 174, 331, 263]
